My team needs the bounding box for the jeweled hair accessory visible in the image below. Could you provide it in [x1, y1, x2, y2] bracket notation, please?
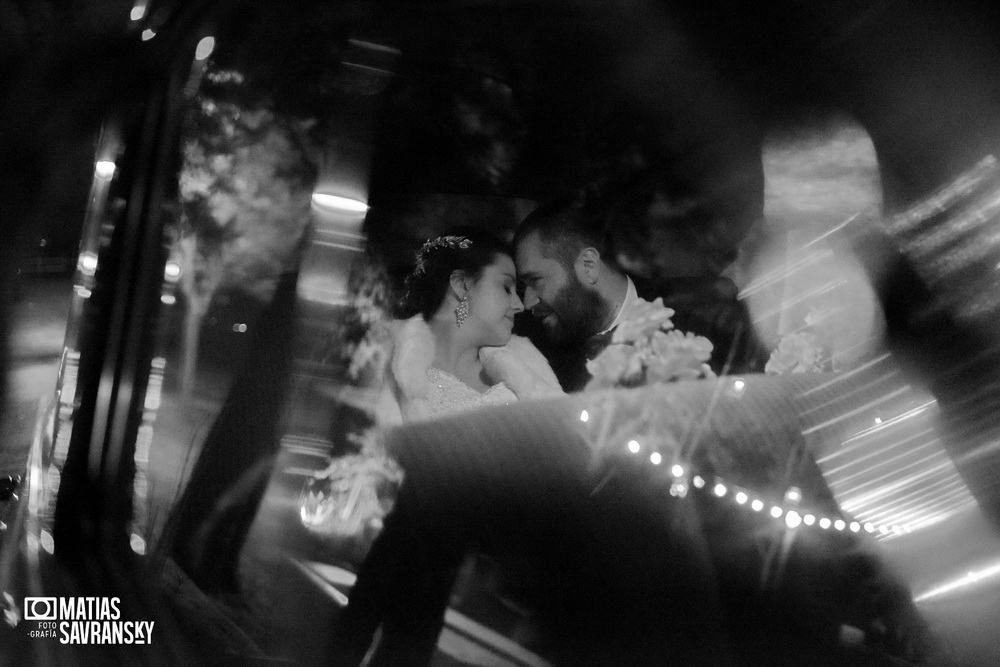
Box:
[412, 235, 472, 275]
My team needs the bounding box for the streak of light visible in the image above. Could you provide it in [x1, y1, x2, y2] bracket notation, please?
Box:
[914, 559, 1000, 602]
[826, 438, 939, 482]
[857, 487, 974, 528]
[853, 489, 973, 531]
[347, 38, 402, 55]
[835, 454, 955, 509]
[310, 240, 364, 252]
[312, 193, 369, 213]
[839, 400, 936, 443]
[798, 355, 895, 409]
[849, 477, 968, 518]
[749, 279, 849, 322]
[885, 157, 996, 235]
[904, 189, 1000, 263]
[797, 213, 865, 250]
[957, 439, 1000, 466]
[314, 227, 366, 241]
[342, 61, 394, 75]
[837, 459, 958, 511]
[821, 428, 935, 470]
[878, 484, 975, 518]
[739, 248, 834, 298]
[802, 385, 911, 437]
[899, 503, 978, 536]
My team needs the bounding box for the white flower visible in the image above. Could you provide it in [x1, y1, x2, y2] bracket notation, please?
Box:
[765, 331, 823, 375]
[611, 297, 675, 344]
[644, 330, 715, 383]
[586, 344, 644, 388]
[587, 298, 713, 389]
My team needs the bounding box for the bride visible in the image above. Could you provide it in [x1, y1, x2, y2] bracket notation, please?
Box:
[375, 225, 564, 423]
[317, 226, 564, 663]
[300, 226, 562, 552]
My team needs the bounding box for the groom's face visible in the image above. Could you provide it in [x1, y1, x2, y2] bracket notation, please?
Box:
[515, 231, 606, 344]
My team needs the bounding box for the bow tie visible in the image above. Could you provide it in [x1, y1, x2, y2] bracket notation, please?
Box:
[584, 329, 615, 360]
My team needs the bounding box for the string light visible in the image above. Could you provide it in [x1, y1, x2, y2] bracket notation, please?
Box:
[602, 433, 903, 538]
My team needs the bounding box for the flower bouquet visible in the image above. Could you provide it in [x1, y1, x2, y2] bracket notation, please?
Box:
[586, 297, 715, 389]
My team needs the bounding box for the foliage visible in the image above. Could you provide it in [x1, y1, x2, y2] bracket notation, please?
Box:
[176, 88, 316, 305]
[342, 259, 394, 383]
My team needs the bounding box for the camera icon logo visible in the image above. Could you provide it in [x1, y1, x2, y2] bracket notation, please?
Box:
[24, 597, 58, 621]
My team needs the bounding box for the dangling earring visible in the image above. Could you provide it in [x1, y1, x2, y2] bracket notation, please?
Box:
[455, 295, 469, 328]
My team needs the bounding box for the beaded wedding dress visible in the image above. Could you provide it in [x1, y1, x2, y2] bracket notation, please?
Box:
[420, 367, 517, 418]
[299, 315, 562, 563]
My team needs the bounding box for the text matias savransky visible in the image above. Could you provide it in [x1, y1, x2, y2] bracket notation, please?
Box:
[27, 597, 154, 645]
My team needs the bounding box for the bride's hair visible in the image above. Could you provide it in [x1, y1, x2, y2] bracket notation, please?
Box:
[402, 225, 512, 319]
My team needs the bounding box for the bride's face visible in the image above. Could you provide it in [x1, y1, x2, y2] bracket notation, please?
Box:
[467, 254, 523, 346]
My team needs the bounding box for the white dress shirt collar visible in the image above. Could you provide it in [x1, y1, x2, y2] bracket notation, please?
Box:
[601, 275, 639, 335]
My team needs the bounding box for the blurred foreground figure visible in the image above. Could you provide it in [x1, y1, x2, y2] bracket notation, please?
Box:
[866, 156, 1000, 525]
[330, 373, 942, 667]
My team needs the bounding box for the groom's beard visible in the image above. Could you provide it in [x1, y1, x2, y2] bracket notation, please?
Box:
[537, 274, 609, 345]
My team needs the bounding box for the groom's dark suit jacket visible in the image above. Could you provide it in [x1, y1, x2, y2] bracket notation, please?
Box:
[516, 274, 769, 392]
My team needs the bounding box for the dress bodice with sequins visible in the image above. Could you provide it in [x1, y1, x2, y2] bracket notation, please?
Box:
[421, 367, 518, 419]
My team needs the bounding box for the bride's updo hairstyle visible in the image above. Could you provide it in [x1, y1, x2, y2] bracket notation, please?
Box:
[402, 225, 512, 320]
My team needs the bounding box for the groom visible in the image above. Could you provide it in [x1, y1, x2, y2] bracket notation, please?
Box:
[513, 197, 767, 391]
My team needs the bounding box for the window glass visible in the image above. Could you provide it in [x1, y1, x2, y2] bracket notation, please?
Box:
[16, 3, 1000, 666]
